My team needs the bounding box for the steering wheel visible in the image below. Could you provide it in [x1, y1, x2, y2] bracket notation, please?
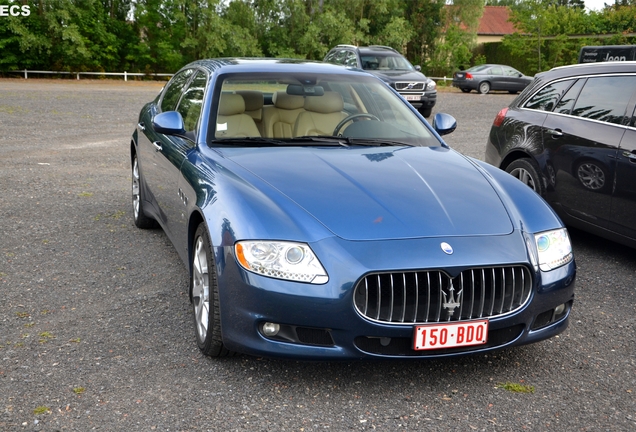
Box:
[333, 113, 380, 136]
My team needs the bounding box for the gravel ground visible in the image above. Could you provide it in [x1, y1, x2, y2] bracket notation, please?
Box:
[1, 78, 635, 431]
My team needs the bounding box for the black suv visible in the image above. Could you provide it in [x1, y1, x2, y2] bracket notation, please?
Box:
[324, 45, 437, 117]
[486, 61, 636, 248]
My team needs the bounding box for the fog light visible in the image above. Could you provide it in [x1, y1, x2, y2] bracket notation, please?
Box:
[554, 303, 566, 315]
[262, 322, 280, 337]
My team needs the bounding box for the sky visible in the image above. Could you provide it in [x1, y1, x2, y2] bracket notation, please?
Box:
[584, 0, 611, 11]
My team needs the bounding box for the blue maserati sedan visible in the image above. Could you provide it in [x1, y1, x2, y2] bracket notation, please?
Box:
[130, 58, 576, 360]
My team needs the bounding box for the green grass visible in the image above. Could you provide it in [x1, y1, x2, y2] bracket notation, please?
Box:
[496, 382, 535, 393]
[33, 406, 50, 415]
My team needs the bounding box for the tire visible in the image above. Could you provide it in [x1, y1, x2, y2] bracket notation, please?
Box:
[461, 88, 471, 93]
[418, 106, 433, 118]
[191, 223, 233, 357]
[505, 158, 545, 196]
[575, 160, 610, 193]
[478, 82, 491, 94]
[131, 154, 157, 229]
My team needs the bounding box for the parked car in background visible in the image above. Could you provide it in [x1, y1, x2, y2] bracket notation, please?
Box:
[131, 58, 575, 361]
[453, 64, 532, 94]
[324, 45, 437, 117]
[485, 61, 636, 249]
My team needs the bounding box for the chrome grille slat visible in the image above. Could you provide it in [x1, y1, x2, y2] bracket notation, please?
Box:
[436, 273, 442, 322]
[388, 274, 394, 322]
[479, 269, 485, 318]
[353, 266, 533, 325]
[376, 274, 381, 321]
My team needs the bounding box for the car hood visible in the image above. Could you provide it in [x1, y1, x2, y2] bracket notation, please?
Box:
[366, 70, 429, 82]
[222, 146, 513, 241]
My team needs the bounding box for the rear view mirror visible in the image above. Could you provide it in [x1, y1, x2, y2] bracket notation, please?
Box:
[153, 111, 186, 136]
[432, 113, 457, 136]
[287, 84, 325, 97]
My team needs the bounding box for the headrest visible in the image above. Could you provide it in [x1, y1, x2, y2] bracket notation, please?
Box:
[236, 91, 264, 111]
[274, 91, 305, 110]
[304, 91, 344, 114]
[218, 94, 245, 116]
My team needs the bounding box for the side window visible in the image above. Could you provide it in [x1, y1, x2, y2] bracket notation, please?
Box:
[490, 66, 503, 75]
[571, 76, 636, 125]
[160, 69, 194, 112]
[176, 71, 207, 134]
[554, 79, 584, 115]
[504, 67, 519, 77]
[524, 79, 575, 112]
[344, 51, 358, 67]
[333, 50, 347, 65]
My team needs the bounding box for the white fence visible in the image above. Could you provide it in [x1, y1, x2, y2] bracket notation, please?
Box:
[6, 69, 453, 84]
[7, 69, 174, 81]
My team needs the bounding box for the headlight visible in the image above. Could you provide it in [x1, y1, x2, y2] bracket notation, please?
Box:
[534, 229, 573, 271]
[427, 80, 437, 91]
[235, 241, 328, 284]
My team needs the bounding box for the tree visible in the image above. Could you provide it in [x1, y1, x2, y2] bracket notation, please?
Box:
[429, 0, 485, 75]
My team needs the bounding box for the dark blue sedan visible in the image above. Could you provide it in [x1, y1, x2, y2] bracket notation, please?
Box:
[131, 58, 575, 360]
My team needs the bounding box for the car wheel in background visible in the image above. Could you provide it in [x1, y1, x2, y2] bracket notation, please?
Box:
[576, 160, 609, 192]
[505, 158, 545, 196]
[191, 223, 233, 357]
[131, 154, 157, 229]
[478, 82, 491, 94]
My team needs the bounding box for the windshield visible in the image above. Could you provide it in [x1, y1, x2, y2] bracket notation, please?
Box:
[212, 72, 437, 147]
[360, 54, 414, 71]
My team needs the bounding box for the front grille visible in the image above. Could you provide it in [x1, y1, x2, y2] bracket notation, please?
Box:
[353, 266, 532, 324]
[395, 82, 425, 91]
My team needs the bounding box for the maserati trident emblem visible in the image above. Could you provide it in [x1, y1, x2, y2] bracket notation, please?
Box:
[441, 242, 453, 255]
[442, 281, 463, 317]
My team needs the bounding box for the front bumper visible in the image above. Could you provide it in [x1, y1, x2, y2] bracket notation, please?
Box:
[400, 90, 437, 109]
[216, 234, 575, 360]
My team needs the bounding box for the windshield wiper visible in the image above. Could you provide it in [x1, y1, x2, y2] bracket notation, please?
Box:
[345, 138, 415, 147]
[291, 136, 350, 146]
[210, 137, 289, 146]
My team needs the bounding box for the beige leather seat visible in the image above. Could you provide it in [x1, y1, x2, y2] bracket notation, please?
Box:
[236, 90, 264, 135]
[261, 92, 305, 138]
[215, 94, 261, 138]
[293, 92, 347, 137]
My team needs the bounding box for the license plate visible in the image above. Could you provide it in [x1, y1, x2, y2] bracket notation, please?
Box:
[456, 73, 464, 79]
[404, 95, 421, 101]
[413, 320, 488, 350]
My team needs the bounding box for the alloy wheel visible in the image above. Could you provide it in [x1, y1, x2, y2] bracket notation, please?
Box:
[192, 236, 210, 342]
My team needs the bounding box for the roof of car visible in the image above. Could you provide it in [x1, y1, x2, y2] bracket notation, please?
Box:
[180, 58, 364, 75]
[332, 45, 400, 54]
[539, 61, 636, 80]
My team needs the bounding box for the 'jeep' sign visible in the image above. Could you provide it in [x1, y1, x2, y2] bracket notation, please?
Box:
[578, 45, 636, 63]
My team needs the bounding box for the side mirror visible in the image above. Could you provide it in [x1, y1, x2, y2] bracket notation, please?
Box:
[432, 113, 457, 136]
[415, 65, 422, 72]
[152, 111, 186, 136]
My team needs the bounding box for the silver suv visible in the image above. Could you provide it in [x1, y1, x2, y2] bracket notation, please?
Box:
[324, 45, 437, 117]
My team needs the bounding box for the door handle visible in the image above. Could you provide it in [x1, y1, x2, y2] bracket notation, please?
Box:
[138, 122, 145, 131]
[152, 141, 163, 152]
[547, 128, 563, 138]
[623, 150, 636, 162]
